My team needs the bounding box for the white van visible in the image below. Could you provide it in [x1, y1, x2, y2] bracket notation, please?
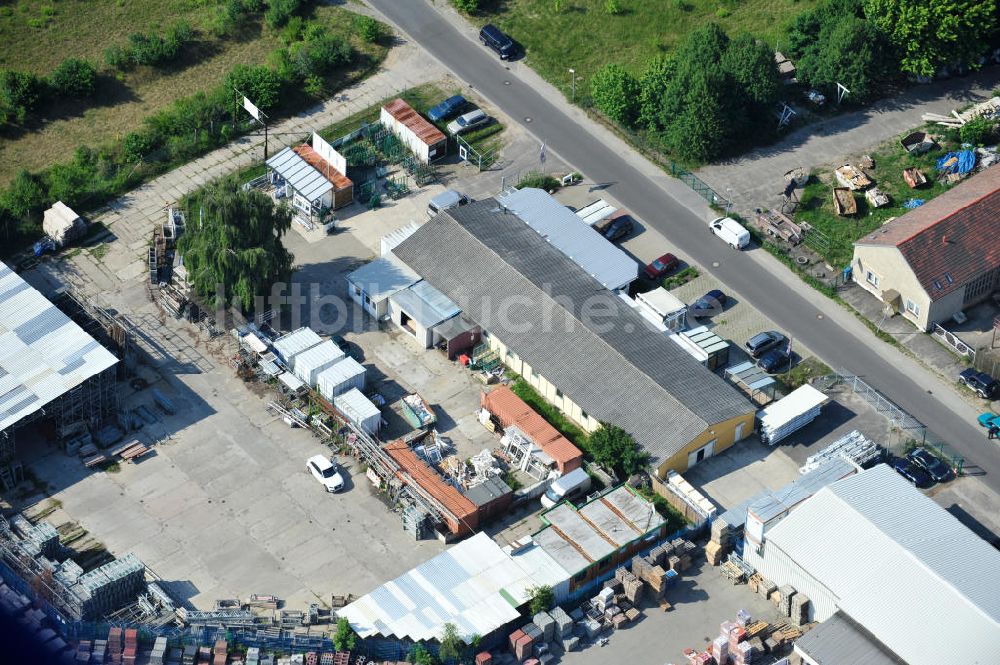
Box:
[427, 190, 470, 217]
[540, 468, 592, 509]
[710, 217, 750, 250]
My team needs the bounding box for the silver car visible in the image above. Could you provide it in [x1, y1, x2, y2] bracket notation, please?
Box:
[447, 109, 489, 135]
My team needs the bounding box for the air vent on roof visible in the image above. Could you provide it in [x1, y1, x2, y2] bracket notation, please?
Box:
[933, 280, 943, 290]
[944, 273, 954, 284]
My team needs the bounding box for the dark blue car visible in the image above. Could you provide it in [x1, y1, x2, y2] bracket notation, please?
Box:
[757, 348, 792, 373]
[428, 95, 467, 122]
[688, 289, 727, 318]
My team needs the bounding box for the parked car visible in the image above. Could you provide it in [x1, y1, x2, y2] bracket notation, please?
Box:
[307, 454, 345, 493]
[428, 189, 470, 217]
[757, 348, 792, 373]
[643, 253, 679, 280]
[907, 448, 952, 483]
[689, 289, 727, 317]
[447, 109, 490, 136]
[978, 411, 1000, 427]
[479, 24, 514, 60]
[745, 331, 786, 358]
[602, 214, 634, 242]
[427, 95, 467, 122]
[710, 217, 750, 250]
[958, 368, 999, 399]
[891, 457, 933, 488]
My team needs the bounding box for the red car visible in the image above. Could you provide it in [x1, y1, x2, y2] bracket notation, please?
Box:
[644, 253, 679, 280]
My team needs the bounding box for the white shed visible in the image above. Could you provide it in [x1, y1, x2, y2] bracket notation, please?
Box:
[272, 327, 323, 369]
[346, 254, 420, 320]
[318, 357, 366, 401]
[43, 201, 86, 246]
[636, 288, 688, 333]
[336, 387, 381, 435]
[380, 98, 448, 164]
[292, 340, 346, 387]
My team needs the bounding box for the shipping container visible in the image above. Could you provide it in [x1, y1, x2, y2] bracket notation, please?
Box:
[336, 388, 381, 435]
[317, 357, 366, 400]
[292, 340, 345, 387]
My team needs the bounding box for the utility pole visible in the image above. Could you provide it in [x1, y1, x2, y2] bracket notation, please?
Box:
[568, 68, 576, 103]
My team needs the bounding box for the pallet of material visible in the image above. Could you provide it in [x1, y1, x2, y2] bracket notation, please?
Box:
[120, 442, 150, 462]
[84, 454, 108, 468]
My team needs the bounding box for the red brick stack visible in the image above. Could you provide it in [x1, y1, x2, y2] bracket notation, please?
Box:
[475, 652, 492, 665]
[107, 627, 123, 664]
[123, 628, 138, 665]
[213, 639, 227, 665]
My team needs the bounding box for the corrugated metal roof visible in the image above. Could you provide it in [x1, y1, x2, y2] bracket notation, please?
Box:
[272, 328, 322, 364]
[389, 280, 460, 329]
[341, 532, 566, 642]
[758, 384, 828, 430]
[292, 143, 352, 191]
[497, 188, 637, 291]
[278, 372, 305, 392]
[347, 255, 420, 303]
[393, 200, 753, 465]
[794, 612, 903, 665]
[317, 357, 366, 394]
[337, 387, 379, 421]
[381, 222, 421, 256]
[636, 288, 686, 317]
[764, 464, 1000, 665]
[266, 146, 333, 202]
[293, 340, 345, 384]
[0, 263, 118, 432]
[382, 98, 446, 147]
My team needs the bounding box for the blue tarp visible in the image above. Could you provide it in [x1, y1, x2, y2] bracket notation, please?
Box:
[903, 198, 925, 209]
[936, 150, 976, 175]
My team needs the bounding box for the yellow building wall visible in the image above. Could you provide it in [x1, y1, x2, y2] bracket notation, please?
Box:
[852, 244, 932, 330]
[655, 411, 756, 477]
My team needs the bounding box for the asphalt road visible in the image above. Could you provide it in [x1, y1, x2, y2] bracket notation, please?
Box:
[366, 0, 1000, 490]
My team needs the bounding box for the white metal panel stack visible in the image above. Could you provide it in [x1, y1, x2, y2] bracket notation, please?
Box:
[758, 384, 829, 445]
[799, 430, 881, 474]
[336, 387, 381, 435]
[292, 340, 345, 387]
[271, 327, 322, 369]
[317, 357, 366, 400]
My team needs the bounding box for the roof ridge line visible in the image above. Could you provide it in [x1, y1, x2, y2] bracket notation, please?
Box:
[897, 188, 998, 246]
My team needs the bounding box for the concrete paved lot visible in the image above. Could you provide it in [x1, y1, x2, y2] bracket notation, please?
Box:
[558, 559, 785, 665]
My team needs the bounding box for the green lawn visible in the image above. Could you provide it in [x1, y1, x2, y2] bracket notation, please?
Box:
[478, 0, 820, 102]
[319, 82, 448, 141]
[793, 129, 959, 267]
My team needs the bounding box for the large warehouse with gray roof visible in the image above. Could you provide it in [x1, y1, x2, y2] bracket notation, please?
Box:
[392, 197, 755, 476]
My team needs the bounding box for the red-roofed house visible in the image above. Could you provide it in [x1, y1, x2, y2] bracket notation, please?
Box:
[852, 166, 1000, 330]
[380, 98, 447, 164]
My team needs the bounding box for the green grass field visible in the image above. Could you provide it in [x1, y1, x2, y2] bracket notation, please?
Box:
[479, 0, 820, 102]
[794, 129, 959, 267]
[0, 1, 388, 184]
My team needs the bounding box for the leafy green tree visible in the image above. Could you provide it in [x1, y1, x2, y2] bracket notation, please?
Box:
[0, 170, 47, 221]
[265, 0, 302, 28]
[49, 58, 98, 98]
[721, 34, 779, 109]
[407, 644, 435, 665]
[588, 423, 650, 476]
[864, 0, 997, 78]
[796, 16, 890, 103]
[590, 63, 640, 126]
[527, 584, 554, 615]
[638, 55, 675, 130]
[225, 64, 282, 112]
[332, 617, 357, 652]
[0, 70, 44, 124]
[178, 180, 294, 311]
[960, 116, 997, 145]
[354, 15, 384, 43]
[438, 623, 463, 662]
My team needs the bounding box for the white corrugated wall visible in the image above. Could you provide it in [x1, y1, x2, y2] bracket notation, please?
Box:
[744, 539, 839, 622]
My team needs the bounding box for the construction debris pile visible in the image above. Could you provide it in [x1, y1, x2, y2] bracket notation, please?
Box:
[922, 96, 1000, 128]
[0, 513, 151, 622]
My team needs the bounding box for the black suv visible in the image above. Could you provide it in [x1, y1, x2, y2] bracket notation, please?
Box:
[479, 24, 514, 60]
[959, 368, 999, 399]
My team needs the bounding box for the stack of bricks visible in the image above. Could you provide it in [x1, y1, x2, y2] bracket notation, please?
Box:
[123, 628, 137, 665]
[683, 647, 713, 665]
[304, 652, 318, 665]
[107, 627, 123, 664]
[475, 652, 493, 665]
[549, 606, 574, 645]
[630, 555, 668, 598]
[790, 593, 810, 626]
[513, 631, 534, 663]
[778, 585, 797, 618]
[533, 612, 556, 643]
[721, 620, 750, 665]
[92, 639, 107, 664]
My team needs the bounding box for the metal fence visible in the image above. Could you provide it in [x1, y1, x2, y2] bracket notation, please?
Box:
[668, 162, 731, 208]
[455, 135, 498, 171]
[930, 323, 977, 361]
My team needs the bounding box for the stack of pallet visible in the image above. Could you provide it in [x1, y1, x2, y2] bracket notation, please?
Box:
[92, 639, 107, 664]
[123, 628, 138, 665]
[149, 637, 168, 665]
[630, 556, 668, 597]
[182, 644, 197, 665]
[777, 585, 797, 618]
[615, 567, 644, 605]
[705, 540, 725, 566]
[214, 639, 228, 665]
[75, 640, 91, 663]
[107, 627, 123, 664]
[790, 593, 810, 626]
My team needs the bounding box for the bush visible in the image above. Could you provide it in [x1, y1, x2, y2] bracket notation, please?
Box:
[527, 585, 554, 615]
[49, 58, 98, 98]
[123, 131, 159, 162]
[265, 0, 301, 28]
[0, 170, 47, 220]
[332, 617, 356, 652]
[590, 63, 640, 125]
[514, 170, 561, 191]
[111, 22, 195, 69]
[451, 0, 480, 12]
[225, 64, 282, 112]
[960, 116, 997, 146]
[589, 423, 650, 476]
[353, 15, 384, 43]
[605, 0, 623, 14]
[0, 70, 44, 124]
[103, 44, 130, 69]
[291, 30, 352, 78]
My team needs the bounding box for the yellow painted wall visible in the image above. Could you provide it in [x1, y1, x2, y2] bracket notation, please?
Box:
[852, 245, 932, 330]
[655, 411, 756, 477]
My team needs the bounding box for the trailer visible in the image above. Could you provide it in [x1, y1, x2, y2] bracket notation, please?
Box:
[753, 208, 802, 245]
[832, 188, 857, 216]
[903, 167, 927, 188]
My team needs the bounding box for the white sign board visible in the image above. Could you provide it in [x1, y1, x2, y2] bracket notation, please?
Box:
[312, 132, 347, 176]
[243, 96, 262, 122]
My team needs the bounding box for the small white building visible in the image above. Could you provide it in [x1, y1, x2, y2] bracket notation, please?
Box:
[635, 288, 688, 333]
[42, 201, 86, 246]
[388, 280, 461, 349]
[292, 340, 345, 387]
[346, 254, 420, 320]
[336, 387, 381, 435]
[317, 357, 366, 401]
[272, 327, 323, 370]
[380, 98, 447, 164]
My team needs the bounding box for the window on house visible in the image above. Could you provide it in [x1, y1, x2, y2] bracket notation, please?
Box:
[363, 294, 371, 306]
[555, 388, 564, 399]
[866, 271, 880, 287]
[531, 368, 539, 380]
[581, 410, 588, 420]
[353, 285, 361, 296]
[505, 349, 514, 360]
[905, 299, 920, 315]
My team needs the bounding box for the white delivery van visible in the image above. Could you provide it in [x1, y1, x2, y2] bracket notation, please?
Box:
[540, 468, 592, 509]
[427, 190, 470, 217]
[710, 217, 750, 250]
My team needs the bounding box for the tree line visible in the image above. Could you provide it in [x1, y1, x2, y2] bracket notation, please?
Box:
[590, 0, 999, 163]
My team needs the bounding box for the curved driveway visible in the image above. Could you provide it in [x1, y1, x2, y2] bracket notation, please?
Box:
[366, 0, 1000, 490]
